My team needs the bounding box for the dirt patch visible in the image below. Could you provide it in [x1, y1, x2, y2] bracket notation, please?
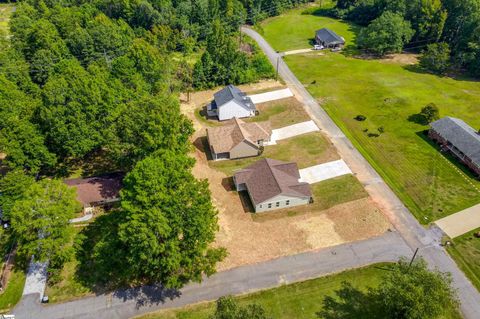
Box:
[355, 53, 419, 65]
[326, 198, 391, 242]
[191, 138, 390, 271]
[185, 81, 391, 271]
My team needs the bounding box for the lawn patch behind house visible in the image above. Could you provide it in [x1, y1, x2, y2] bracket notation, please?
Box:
[136, 263, 461, 319]
[209, 131, 338, 176]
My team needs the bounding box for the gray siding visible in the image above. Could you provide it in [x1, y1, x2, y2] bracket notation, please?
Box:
[254, 194, 311, 213]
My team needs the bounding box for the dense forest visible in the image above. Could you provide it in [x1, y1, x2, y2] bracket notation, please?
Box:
[0, 0, 317, 290]
[332, 0, 480, 76]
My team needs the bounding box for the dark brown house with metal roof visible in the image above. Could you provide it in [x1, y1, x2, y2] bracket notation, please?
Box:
[233, 158, 312, 212]
[429, 117, 480, 176]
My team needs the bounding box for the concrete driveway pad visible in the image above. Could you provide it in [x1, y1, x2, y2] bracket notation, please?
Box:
[22, 261, 48, 300]
[435, 203, 480, 238]
[269, 120, 320, 144]
[299, 159, 352, 184]
[248, 88, 293, 104]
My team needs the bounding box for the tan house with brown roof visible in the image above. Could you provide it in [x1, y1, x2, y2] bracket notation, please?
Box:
[233, 158, 312, 213]
[207, 118, 271, 160]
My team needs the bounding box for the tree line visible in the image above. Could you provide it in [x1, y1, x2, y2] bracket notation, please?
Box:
[0, 0, 309, 290]
[331, 0, 480, 76]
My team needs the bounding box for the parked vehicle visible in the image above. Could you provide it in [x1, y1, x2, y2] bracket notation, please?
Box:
[313, 44, 324, 50]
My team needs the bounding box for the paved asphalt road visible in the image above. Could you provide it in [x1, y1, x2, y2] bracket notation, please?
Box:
[14, 232, 411, 319]
[240, 27, 480, 318]
[11, 27, 480, 319]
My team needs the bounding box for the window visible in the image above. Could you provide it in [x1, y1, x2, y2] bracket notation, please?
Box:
[259, 205, 262, 208]
[286, 200, 290, 206]
[268, 203, 272, 208]
[276, 202, 280, 207]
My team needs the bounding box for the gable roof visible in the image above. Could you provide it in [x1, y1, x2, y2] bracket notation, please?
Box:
[65, 173, 124, 206]
[234, 158, 312, 205]
[430, 117, 480, 166]
[315, 28, 345, 45]
[214, 85, 256, 111]
[207, 118, 271, 154]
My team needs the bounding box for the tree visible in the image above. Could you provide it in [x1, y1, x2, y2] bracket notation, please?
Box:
[0, 170, 35, 221]
[419, 43, 451, 74]
[318, 258, 459, 319]
[420, 103, 440, 123]
[357, 11, 414, 56]
[118, 152, 226, 288]
[211, 296, 270, 319]
[10, 179, 81, 261]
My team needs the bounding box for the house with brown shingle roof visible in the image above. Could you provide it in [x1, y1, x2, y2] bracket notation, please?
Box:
[207, 118, 272, 160]
[233, 158, 312, 212]
[64, 173, 124, 208]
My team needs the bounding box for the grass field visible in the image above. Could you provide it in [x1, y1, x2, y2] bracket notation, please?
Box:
[447, 229, 480, 293]
[137, 263, 461, 319]
[259, 8, 480, 223]
[0, 268, 26, 313]
[209, 131, 338, 176]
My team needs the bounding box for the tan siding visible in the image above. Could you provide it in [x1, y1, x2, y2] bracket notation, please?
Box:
[230, 141, 259, 159]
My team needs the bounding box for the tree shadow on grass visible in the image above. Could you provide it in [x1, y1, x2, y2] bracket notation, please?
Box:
[403, 64, 480, 83]
[73, 211, 183, 308]
[316, 282, 379, 319]
[407, 113, 428, 126]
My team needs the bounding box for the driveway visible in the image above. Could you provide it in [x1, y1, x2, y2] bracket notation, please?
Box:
[283, 48, 315, 56]
[435, 203, 480, 238]
[13, 232, 411, 319]
[299, 160, 352, 184]
[241, 26, 480, 318]
[248, 88, 293, 104]
[269, 120, 319, 144]
[22, 261, 47, 300]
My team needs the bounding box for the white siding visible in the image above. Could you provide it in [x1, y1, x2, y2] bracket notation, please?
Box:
[218, 100, 254, 121]
[254, 194, 311, 213]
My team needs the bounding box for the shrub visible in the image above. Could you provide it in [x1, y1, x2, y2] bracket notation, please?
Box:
[355, 115, 367, 121]
[420, 43, 451, 74]
[420, 103, 440, 124]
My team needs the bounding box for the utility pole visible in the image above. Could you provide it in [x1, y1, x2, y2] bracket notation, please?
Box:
[409, 247, 419, 267]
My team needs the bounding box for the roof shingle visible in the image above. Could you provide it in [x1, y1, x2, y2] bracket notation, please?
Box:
[430, 117, 480, 166]
[234, 158, 312, 205]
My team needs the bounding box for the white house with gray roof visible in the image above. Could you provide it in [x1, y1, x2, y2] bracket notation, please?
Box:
[207, 85, 256, 121]
[429, 117, 480, 176]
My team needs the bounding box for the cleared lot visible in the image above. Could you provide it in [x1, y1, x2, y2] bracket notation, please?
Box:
[181, 86, 390, 270]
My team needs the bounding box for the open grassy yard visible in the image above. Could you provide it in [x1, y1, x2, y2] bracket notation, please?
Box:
[209, 131, 338, 176]
[259, 8, 480, 223]
[246, 97, 311, 129]
[447, 229, 480, 293]
[257, 4, 353, 52]
[0, 268, 25, 313]
[137, 263, 461, 319]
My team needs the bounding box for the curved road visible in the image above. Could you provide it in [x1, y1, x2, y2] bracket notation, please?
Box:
[241, 27, 480, 318]
[11, 27, 480, 319]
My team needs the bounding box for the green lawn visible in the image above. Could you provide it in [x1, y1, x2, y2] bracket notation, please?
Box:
[310, 174, 367, 211]
[209, 131, 339, 176]
[0, 269, 25, 313]
[447, 229, 480, 293]
[138, 263, 461, 319]
[259, 7, 480, 223]
[257, 5, 357, 52]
